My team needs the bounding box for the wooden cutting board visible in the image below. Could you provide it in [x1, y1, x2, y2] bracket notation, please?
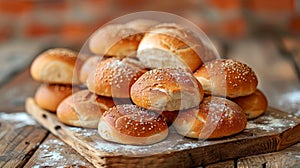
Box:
[25, 98, 300, 168]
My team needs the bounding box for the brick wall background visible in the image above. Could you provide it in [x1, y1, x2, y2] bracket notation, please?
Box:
[0, 0, 298, 48]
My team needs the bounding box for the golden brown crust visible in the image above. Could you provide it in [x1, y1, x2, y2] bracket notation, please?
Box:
[30, 48, 83, 84]
[89, 24, 143, 57]
[98, 104, 168, 145]
[34, 84, 74, 112]
[173, 96, 247, 139]
[130, 68, 204, 111]
[137, 23, 217, 72]
[87, 58, 146, 98]
[232, 89, 268, 119]
[57, 90, 115, 128]
[194, 59, 258, 98]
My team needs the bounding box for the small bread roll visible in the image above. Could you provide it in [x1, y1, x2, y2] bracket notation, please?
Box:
[232, 89, 268, 119]
[173, 96, 247, 139]
[30, 48, 82, 84]
[137, 23, 217, 71]
[98, 104, 168, 145]
[34, 84, 74, 112]
[194, 59, 258, 98]
[57, 90, 115, 128]
[79, 56, 100, 84]
[130, 68, 204, 111]
[87, 58, 146, 98]
[89, 24, 143, 57]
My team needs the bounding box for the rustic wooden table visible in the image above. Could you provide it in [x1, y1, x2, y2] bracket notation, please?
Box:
[0, 37, 299, 167]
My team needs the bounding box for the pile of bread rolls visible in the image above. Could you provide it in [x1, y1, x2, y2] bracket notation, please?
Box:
[30, 20, 268, 145]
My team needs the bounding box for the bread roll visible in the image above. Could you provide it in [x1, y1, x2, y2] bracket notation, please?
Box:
[89, 24, 143, 57]
[194, 59, 258, 98]
[232, 89, 268, 119]
[87, 58, 146, 98]
[137, 23, 217, 72]
[34, 84, 74, 112]
[98, 104, 168, 145]
[57, 90, 115, 128]
[173, 96, 247, 139]
[79, 56, 101, 84]
[130, 68, 204, 111]
[30, 48, 83, 84]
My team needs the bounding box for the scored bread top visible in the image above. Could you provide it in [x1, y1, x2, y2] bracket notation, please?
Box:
[194, 59, 258, 98]
[137, 23, 217, 71]
[130, 68, 204, 111]
[173, 96, 247, 139]
[30, 48, 82, 84]
[89, 24, 144, 57]
[87, 58, 146, 98]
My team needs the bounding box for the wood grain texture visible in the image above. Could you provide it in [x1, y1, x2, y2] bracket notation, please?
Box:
[25, 98, 300, 168]
[0, 112, 48, 168]
[0, 69, 40, 112]
[24, 134, 94, 168]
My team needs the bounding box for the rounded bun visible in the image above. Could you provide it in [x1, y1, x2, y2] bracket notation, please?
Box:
[57, 90, 115, 128]
[34, 84, 73, 112]
[137, 23, 217, 71]
[89, 24, 143, 57]
[173, 96, 247, 139]
[130, 68, 204, 111]
[30, 48, 82, 84]
[87, 58, 146, 98]
[79, 56, 100, 84]
[194, 59, 258, 98]
[232, 89, 268, 119]
[98, 104, 168, 145]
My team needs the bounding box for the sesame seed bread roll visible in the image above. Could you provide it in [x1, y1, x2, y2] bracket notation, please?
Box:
[30, 48, 82, 84]
[57, 90, 115, 128]
[89, 24, 143, 57]
[194, 59, 258, 98]
[34, 84, 74, 112]
[232, 89, 268, 119]
[98, 104, 168, 145]
[137, 23, 217, 72]
[173, 96, 247, 139]
[79, 56, 100, 84]
[130, 68, 204, 111]
[87, 58, 146, 98]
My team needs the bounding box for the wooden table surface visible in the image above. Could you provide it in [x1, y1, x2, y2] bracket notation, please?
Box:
[0, 37, 300, 168]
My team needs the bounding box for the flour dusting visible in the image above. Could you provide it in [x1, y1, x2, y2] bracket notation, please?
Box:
[0, 112, 37, 128]
[246, 115, 296, 131]
[33, 138, 91, 167]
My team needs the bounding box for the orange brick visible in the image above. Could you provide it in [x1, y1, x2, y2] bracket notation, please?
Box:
[0, 24, 13, 42]
[207, 0, 241, 10]
[246, 0, 295, 12]
[217, 17, 248, 38]
[24, 22, 55, 37]
[288, 15, 300, 34]
[115, 0, 144, 9]
[0, 1, 33, 14]
[60, 22, 94, 44]
[34, 0, 69, 11]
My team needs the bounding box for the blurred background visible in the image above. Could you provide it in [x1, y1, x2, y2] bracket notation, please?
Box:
[0, 0, 298, 47]
[0, 0, 299, 113]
